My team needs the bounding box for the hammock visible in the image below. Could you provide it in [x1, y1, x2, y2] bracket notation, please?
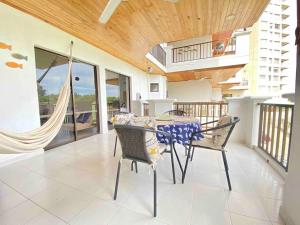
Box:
[0, 42, 73, 154]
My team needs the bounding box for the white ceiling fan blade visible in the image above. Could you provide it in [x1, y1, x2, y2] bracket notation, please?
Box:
[99, 0, 122, 24]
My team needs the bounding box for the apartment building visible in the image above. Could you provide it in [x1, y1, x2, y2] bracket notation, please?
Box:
[245, 0, 297, 96]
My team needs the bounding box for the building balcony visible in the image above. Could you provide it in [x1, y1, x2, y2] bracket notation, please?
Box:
[147, 31, 250, 74]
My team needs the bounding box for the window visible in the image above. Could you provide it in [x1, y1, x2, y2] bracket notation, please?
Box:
[150, 83, 159, 92]
[259, 75, 266, 80]
[260, 57, 267, 62]
[275, 24, 280, 29]
[35, 48, 99, 149]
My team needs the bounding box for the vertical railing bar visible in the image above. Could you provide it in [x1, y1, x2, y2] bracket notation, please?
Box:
[212, 104, 215, 122]
[275, 106, 282, 160]
[286, 106, 294, 171]
[261, 104, 267, 151]
[266, 105, 272, 153]
[258, 104, 263, 148]
[200, 104, 203, 123]
[281, 106, 289, 166]
[270, 105, 277, 157]
[206, 103, 208, 130]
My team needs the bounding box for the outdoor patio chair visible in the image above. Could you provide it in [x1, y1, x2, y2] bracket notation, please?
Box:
[113, 125, 176, 217]
[178, 116, 240, 190]
[164, 109, 187, 116]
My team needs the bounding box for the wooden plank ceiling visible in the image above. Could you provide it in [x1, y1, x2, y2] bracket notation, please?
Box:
[1, 0, 269, 74]
[167, 64, 245, 90]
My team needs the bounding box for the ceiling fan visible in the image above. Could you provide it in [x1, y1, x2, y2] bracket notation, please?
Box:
[99, 0, 180, 24]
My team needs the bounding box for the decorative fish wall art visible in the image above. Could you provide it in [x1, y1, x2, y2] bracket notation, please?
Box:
[5, 61, 23, 69]
[11, 53, 28, 61]
[0, 42, 12, 51]
[1, 40, 27, 70]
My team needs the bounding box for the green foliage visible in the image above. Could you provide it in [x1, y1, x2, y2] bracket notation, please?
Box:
[107, 96, 119, 104]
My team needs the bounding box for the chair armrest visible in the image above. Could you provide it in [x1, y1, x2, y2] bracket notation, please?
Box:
[190, 121, 234, 140]
[200, 120, 219, 126]
[146, 128, 173, 146]
[142, 127, 172, 138]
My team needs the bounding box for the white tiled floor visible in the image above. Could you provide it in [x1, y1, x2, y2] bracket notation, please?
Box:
[0, 133, 285, 225]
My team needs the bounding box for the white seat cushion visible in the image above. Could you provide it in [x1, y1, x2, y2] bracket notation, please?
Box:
[192, 116, 232, 150]
[192, 136, 222, 150]
[211, 116, 232, 147]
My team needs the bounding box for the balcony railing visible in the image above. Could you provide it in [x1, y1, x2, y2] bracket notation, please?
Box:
[258, 103, 294, 171]
[172, 37, 236, 63]
[149, 44, 166, 66]
[143, 102, 149, 116]
[174, 102, 228, 130]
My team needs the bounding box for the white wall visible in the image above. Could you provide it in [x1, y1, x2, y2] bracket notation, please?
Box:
[235, 32, 250, 55]
[211, 88, 222, 101]
[226, 97, 270, 144]
[226, 98, 247, 143]
[280, 56, 300, 225]
[167, 79, 220, 102]
[0, 3, 153, 163]
[149, 75, 167, 99]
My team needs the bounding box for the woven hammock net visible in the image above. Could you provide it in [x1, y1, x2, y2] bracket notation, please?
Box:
[0, 44, 73, 154]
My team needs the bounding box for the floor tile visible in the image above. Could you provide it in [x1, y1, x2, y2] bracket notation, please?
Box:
[230, 213, 272, 225]
[107, 206, 153, 225]
[70, 199, 119, 225]
[190, 185, 230, 225]
[25, 210, 67, 225]
[0, 200, 43, 225]
[228, 191, 269, 220]
[0, 187, 27, 214]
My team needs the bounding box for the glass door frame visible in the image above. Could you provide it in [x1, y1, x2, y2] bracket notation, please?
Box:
[71, 62, 100, 141]
[35, 47, 100, 150]
[105, 69, 132, 114]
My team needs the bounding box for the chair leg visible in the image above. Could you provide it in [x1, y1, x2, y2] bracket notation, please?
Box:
[170, 144, 176, 184]
[153, 169, 157, 217]
[134, 161, 138, 173]
[182, 145, 192, 184]
[113, 136, 118, 157]
[114, 161, 121, 200]
[173, 144, 183, 174]
[190, 147, 195, 161]
[222, 151, 232, 191]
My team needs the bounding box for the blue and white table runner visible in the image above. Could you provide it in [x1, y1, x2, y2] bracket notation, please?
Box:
[156, 122, 203, 145]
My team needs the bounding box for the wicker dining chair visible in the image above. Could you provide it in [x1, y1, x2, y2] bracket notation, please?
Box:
[177, 116, 240, 190]
[164, 109, 187, 116]
[111, 112, 135, 157]
[113, 125, 176, 217]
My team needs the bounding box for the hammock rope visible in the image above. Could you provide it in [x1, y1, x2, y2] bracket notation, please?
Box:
[0, 42, 74, 154]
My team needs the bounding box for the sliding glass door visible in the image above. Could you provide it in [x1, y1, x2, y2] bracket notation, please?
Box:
[35, 48, 99, 149]
[105, 70, 130, 129]
[72, 61, 99, 140]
